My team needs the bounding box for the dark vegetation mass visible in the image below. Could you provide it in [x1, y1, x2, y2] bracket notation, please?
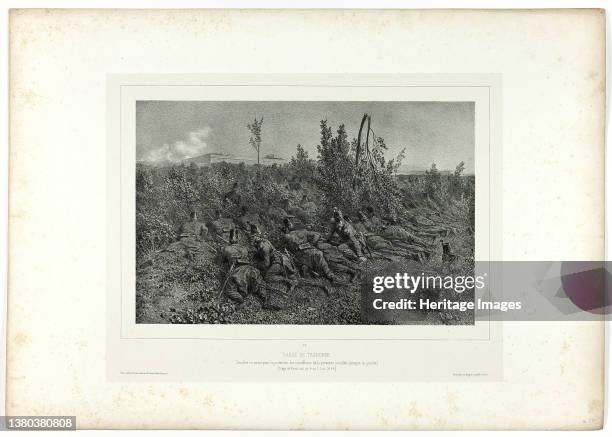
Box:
[136, 119, 475, 325]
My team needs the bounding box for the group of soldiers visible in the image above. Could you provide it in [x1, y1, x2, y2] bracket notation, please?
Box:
[159, 185, 441, 311]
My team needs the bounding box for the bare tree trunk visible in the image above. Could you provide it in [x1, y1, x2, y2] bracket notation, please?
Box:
[353, 113, 369, 190]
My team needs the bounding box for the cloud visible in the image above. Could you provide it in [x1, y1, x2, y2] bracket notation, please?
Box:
[144, 127, 211, 164]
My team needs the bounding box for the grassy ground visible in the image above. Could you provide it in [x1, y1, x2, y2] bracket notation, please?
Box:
[136, 201, 475, 325]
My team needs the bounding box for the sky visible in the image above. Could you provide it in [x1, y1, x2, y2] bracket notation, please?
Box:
[136, 101, 474, 172]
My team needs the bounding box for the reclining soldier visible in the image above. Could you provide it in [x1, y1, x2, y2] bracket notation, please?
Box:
[314, 240, 361, 282]
[381, 224, 430, 248]
[282, 218, 340, 293]
[221, 228, 250, 266]
[237, 205, 263, 233]
[285, 222, 360, 282]
[327, 208, 366, 261]
[208, 209, 236, 243]
[380, 224, 432, 261]
[252, 233, 298, 293]
[223, 263, 280, 310]
[352, 211, 410, 259]
[218, 228, 281, 310]
[163, 211, 215, 265]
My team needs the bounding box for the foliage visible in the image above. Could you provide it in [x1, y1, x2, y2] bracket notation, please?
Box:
[449, 161, 466, 197]
[424, 163, 442, 199]
[289, 144, 316, 184]
[136, 150, 475, 325]
[247, 117, 264, 164]
[136, 119, 473, 260]
[316, 121, 357, 214]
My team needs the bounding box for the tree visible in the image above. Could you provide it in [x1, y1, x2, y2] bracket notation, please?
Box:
[135, 165, 176, 256]
[425, 163, 441, 199]
[315, 117, 405, 218]
[454, 161, 465, 177]
[290, 144, 316, 182]
[292, 143, 310, 164]
[247, 117, 264, 164]
[354, 133, 405, 218]
[316, 121, 356, 213]
[450, 161, 465, 197]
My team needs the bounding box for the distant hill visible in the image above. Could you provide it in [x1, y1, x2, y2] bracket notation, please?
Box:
[184, 152, 286, 166]
[395, 164, 429, 175]
[137, 154, 473, 175]
[183, 152, 231, 166]
[395, 164, 474, 176]
[396, 164, 451, 176]
[138, 152, 286, 168]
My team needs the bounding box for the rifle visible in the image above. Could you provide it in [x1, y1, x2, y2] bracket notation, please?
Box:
[357, 232, 373, 258]
[217, 260, 236, 302]
[201, 210, 215, 221]
[282, 248, 298, 274]
[211, 232, 230, 245]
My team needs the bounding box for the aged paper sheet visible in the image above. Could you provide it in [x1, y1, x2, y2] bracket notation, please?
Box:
[8, 9, 605, 429]
[107, 74, 503, 383]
